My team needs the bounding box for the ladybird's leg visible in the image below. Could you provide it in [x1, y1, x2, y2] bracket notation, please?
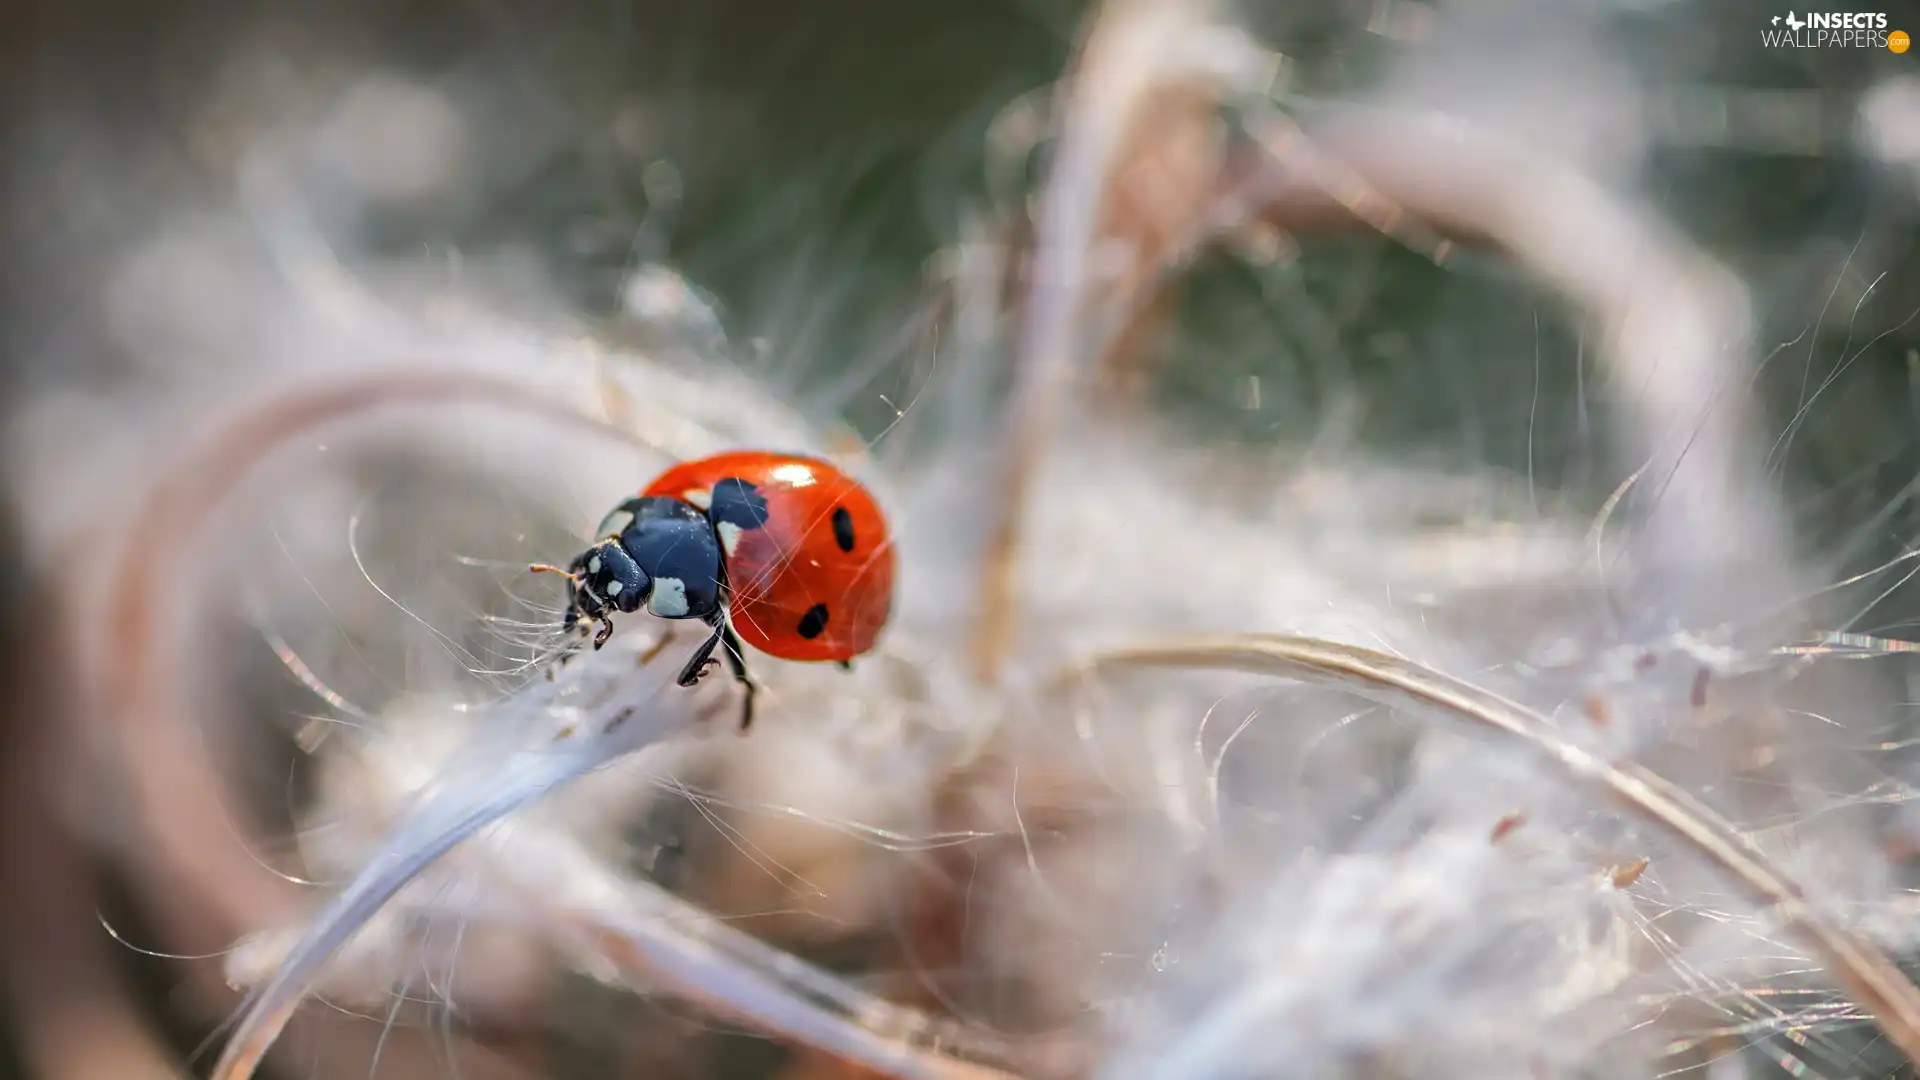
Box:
[835, 659, 853, 672]
[593, 614, 615, 649]
[717, 620, 756, 731]
[552, 615, 584, 668]
[680, 542, 733, 688]
[675, 623, 725, 688]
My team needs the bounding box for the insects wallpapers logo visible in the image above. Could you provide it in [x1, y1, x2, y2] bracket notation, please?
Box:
[1762, 9, 1900, 46]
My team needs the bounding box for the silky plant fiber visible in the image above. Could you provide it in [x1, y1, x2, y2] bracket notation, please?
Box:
[4, 0, 1920, 1079]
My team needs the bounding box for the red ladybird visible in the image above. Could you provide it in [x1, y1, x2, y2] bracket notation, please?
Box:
[535, 450, 896, 729]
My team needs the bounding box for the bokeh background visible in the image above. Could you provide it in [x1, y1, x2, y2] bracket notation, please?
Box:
[4, 0, 1920, 1077]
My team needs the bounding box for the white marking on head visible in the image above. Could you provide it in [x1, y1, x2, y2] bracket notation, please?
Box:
[716, 520, 744, 557]
[587, 554, 603, 575]
[597, 508, 635, 537]
[683, 488, 712, 510]
[648, 576, 690, 617]
[604, 579, 624, 597]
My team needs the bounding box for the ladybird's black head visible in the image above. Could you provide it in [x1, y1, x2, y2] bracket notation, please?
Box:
[564, 538, 650, 630]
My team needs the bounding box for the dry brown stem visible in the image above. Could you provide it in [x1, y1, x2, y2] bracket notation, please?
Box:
[1065, 634, 1920, 1065]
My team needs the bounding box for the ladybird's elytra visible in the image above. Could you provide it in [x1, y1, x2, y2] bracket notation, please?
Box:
[546, 449, 897, 730]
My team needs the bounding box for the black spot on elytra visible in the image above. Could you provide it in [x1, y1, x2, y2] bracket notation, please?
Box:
[708, 478, 771, 531]
[831, 505, 856, 552]
[796, 603, 830, 640]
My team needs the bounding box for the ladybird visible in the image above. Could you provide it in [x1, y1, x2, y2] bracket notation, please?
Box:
[534, 450, 896, 729]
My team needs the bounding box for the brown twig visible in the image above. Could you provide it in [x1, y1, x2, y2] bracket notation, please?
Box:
[969, 0, 1231, 683]
[1060, 633, 1920, 1065]
[1229, 111, 1788, 621]
[0, 582, 184, 1080]
[67, 369, 672, 1075]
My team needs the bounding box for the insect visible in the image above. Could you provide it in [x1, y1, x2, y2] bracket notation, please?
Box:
[534, 450, 896, 730]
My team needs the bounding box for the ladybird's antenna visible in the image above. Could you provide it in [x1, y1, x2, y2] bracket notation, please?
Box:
[531, 562, 594, 649]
